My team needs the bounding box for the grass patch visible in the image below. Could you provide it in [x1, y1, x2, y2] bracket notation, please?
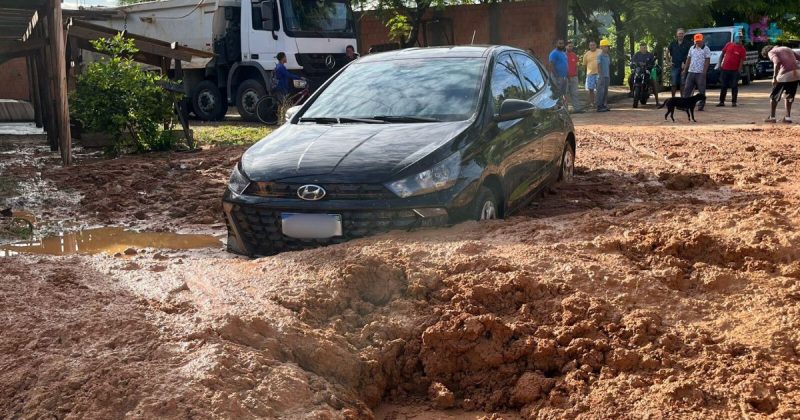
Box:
[193, 122, 274, 147]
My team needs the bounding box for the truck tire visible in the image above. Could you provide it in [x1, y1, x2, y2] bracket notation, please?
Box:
[236, 79, 266, 122]
[191, 80, 226, 121]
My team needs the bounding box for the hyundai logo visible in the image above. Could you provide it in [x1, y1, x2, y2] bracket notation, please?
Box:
[297, 184, 326, 201]
[325, 54, 336, 69]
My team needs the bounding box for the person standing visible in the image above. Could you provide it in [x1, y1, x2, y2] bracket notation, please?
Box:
[762, 45, 800, 123]
[683, 34, 711, 111]
[565, 41, 584, 113]
[717, 32, 747, 107]
[667, 28, 692, 97]
[596, 39, 611, 112]
[274, 52, 302, 96]
[548, 39, 569, 99]
[344, 45, 358, 63]
[582, 41, 600, 108]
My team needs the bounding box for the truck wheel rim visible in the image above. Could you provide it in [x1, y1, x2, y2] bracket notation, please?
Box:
[198, 90, 216, 114]
[242, 90, 260, 115]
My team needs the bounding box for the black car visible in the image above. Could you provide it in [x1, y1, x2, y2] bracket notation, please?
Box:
[223, 46, 575, 257]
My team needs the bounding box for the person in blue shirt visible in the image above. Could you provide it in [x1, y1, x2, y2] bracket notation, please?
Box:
[548, 39, 568, 97]
[275, 52, 302, 96]
[596, 39, 611, 112]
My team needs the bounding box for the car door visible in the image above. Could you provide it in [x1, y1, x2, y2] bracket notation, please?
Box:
[244, 0, 281, 69]
[513, 53, 567, 176]
[486, 53, 546, 210]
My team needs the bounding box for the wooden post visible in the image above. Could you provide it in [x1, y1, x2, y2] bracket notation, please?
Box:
[48, 0, 72, 166]
[27, 54, 43, 128]
[36, 18, 58, 151]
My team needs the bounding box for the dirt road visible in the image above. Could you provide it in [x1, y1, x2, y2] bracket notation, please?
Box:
[2, 80, 800, 419]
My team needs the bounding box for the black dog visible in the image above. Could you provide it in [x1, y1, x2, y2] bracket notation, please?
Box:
[657, 93, 706, 122]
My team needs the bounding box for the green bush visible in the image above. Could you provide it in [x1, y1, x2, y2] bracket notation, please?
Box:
[71, 34, 181, 155]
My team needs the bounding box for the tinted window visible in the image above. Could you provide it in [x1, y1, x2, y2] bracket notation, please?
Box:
[513, 53, 545, 94]
[302, 58, 485, 121]
[252, 2, 279, 31]
[490, 55, 526, 112]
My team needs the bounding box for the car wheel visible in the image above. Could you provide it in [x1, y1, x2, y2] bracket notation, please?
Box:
[475, 186, 500, 221]
[236, 79, 266, 122]
[191, 80, 226, 121]
[558, 143, 575, 183]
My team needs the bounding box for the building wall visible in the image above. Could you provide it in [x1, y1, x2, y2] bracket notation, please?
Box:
[357, 0, 567, 61]
[0, 58, 31, 100]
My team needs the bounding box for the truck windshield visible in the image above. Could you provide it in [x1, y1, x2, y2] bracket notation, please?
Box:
[280, 0, 355, 37]
[696, 32, 731, 51]
[301, 58, 486, 122]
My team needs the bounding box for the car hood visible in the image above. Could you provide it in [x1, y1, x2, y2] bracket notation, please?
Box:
[241, 121, 471, 183]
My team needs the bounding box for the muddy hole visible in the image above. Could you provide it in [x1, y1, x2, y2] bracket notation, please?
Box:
[0, 227, 222, 256]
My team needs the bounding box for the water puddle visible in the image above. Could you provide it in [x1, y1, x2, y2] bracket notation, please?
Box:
[1, 227, 222, 257]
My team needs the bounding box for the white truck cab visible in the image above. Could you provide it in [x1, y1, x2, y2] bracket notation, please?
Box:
[90, 0, 357, 121]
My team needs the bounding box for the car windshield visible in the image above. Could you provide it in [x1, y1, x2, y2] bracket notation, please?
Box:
[301, 58, 485, 122]
[695, 32, 731, 51]
[280, 0, 355, 34]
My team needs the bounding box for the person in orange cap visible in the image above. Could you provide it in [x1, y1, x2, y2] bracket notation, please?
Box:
[683, 33, 711, 110]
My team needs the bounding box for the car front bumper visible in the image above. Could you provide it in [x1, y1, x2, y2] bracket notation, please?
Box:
[222, 179, 477, 256]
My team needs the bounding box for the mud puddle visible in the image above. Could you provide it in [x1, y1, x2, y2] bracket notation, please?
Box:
[0, 227, 222, 256]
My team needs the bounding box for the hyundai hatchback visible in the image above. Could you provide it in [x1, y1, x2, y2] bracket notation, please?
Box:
[223, 46, 576, 257]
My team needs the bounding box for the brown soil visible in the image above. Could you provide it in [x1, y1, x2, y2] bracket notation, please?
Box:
[2, 81, 800, 419]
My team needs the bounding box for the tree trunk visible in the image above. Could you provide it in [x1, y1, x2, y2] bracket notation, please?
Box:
[611, 12, 626, 85]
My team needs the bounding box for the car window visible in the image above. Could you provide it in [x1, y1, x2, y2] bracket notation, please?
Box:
[301, 58, 485, 121]
[490, 54, 526, 113]
[513, 53, 546, 94]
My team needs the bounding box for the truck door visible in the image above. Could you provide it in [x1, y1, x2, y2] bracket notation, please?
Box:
[242, 0, 280, 70]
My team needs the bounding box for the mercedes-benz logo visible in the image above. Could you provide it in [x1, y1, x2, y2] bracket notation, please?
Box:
[297, 184, 326, 201]
[325, 55, 336, 69]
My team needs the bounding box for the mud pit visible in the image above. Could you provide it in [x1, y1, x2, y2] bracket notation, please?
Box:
[2, 81, 800, 418]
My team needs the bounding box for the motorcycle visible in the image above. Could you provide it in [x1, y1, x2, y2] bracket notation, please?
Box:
[630, 62, 654, 108]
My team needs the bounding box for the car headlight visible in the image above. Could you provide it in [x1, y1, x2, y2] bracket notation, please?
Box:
[228, 162, 250, 195]
[386, 152, 461, 198]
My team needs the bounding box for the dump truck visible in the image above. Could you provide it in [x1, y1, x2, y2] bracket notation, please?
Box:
[89, 0, 357, 121]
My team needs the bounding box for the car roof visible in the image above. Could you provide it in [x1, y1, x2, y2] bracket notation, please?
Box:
[357, 45, 519, 63]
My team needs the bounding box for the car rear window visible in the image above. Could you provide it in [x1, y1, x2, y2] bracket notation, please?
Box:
[301, 58, 485, 122]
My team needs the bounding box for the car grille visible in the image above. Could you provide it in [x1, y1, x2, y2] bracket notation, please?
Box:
[244, 182, 396, 200]
[228, 204, 421, 256]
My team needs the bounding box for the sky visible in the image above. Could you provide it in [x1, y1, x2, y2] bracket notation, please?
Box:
[63, 0, 118, 9]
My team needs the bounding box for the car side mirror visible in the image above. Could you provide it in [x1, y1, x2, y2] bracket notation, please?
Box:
[494, 99, 535, 122]
[261, 0, 275, 31]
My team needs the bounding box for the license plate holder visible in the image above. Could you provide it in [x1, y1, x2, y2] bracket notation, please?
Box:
[281, 213, 343, 239]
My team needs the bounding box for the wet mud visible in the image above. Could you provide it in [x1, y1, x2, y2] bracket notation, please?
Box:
[2, 83, 800, 418]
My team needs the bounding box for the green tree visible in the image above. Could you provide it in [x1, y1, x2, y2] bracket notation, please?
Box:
[70, 34, 180, 155]
[354, 0, 466, 48]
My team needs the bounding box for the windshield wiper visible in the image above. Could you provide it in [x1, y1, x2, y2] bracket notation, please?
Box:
[371, 115, 442, 123]
[299, 116, 386, 124]
[299, 117, 339, 124]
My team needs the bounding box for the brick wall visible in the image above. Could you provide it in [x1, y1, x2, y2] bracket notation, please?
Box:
[0, 58, 30, 100]
[357, 0, 566, 61]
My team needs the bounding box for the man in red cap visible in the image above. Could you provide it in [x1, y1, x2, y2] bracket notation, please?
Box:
[683, 33, 711, 110]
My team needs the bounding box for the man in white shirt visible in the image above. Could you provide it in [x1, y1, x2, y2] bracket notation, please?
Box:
[683, 33, 711, 110]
